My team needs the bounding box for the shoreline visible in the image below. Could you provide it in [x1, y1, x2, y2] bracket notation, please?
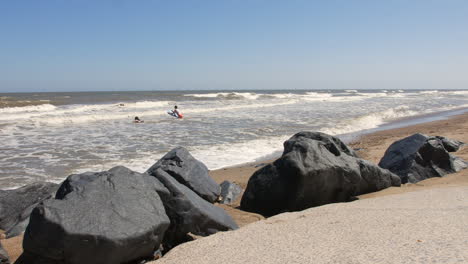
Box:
[211, 111, 467, 183]
[209, 106, 468, 172]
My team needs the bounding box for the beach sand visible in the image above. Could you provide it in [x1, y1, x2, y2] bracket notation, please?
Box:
[2, 113, 467, 263]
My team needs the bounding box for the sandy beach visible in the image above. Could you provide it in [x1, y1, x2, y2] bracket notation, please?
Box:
[2, 112, 467, 263]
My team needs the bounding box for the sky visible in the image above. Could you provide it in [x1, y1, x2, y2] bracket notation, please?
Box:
[1, 0, 468, 92]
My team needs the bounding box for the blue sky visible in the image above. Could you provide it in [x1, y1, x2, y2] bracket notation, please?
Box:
[1, 0, 467, 92]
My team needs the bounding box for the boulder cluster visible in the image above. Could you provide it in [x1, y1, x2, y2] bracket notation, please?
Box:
[241, 132, 465, 217]
[241, 132, 402, 216]
[4, 147, 238, 264]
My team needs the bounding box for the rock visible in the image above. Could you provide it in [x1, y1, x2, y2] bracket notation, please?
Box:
[379, 134, 467, 183]
[0, 241, 10, 264]
[147, 147, 220, 203]
[151, 169, 238, 250]
[20, 166, 170, 264]
[436, 136, 464, 152]
[14, 252, 57, 264]
[219, 181, 243, 204]
[0, 182, 58, 238]
[240, 132, 401, 216]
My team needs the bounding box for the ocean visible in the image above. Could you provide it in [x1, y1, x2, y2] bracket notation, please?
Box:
[1, 89, 467, 189]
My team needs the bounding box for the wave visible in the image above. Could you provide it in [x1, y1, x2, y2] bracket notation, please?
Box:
[70, 135, 288, 172]
[0, 104, 57, 114]
[0, 99, 301, 125]
[419, 90, 438, 94]
[321, 106, 419, 135]
[440, 90, 468, 96]
[185, 92, 261, 100]
[131, 101, 171, 108]
[185, 91, 371, 102]
[0, 101, 173, 123]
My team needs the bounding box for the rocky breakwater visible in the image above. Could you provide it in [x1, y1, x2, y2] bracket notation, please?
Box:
[241, 132, 401, 216]
[9, 147, 237, 264]
[378, 133, 467, 183]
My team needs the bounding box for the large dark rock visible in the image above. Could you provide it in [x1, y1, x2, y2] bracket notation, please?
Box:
[147, 147, 220, 203]
[0, 241, 10, 264]
[20, 166, 170, 264]
[0, 182, 58, 238]
[379, 134, 467, 183]
[151, 169, 238, 250]
[241, 132, 401, 216]
[219, 181, 243, 204]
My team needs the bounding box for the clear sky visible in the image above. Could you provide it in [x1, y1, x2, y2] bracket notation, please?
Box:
[1, 0, 467, 92]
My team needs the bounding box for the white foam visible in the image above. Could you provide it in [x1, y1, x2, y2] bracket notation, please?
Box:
[0, 104, 57, 113]
[126, 101, 172, 108]
[442, 90, 468, 96]
[190, 135, 289, 169]
[185, 92, 261, 100]
[185, 93, 222, 98]
[320, 106, 419, 135]
[344, 90, 358, 93]
[185, 99, 299, 115]
[0, 101, 173, 125]
[419, 90, 439, 94]
[355, 92, 388, 98]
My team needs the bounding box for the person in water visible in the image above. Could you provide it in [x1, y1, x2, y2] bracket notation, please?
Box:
[172, 105, 183, 118]
[134, 116, 143, 123]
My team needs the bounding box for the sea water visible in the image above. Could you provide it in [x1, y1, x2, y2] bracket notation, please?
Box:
[0, 89, 467, 189]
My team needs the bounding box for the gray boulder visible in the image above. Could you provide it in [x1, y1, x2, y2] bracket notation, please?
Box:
[20, 166, 170, 264]
[436, 136, 464, 152]
[151, 169, 238, 250]
[147, 147, 220, 203]
[379, 134, 467, 183]
[219, 181, 243, 204]
[0, 182, 58, 238]
[241, 132, 401, 216]
[0, 241, 10, 264]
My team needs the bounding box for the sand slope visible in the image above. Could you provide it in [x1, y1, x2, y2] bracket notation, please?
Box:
[154, 186, 468, 264]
